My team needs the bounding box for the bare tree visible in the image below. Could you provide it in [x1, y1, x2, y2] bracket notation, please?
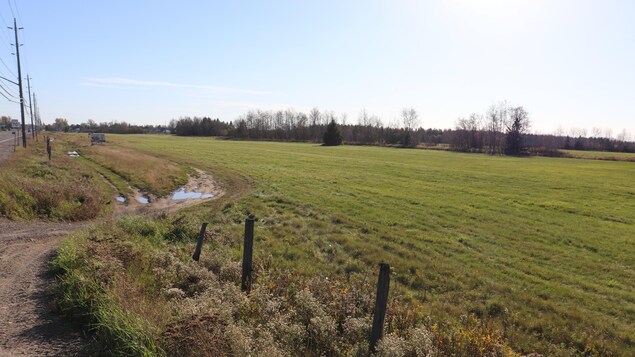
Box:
[453, 113, 483, 151]
[401, 107, 419, 130]
[340, 112, 348, 126]
[400, 108, 419, 147]
[485, 101, 508, 154]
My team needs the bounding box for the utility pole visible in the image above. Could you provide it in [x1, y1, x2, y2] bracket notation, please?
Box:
[10, 18, 26, 148]
[27, 75, 34, 139]
[33, 93, 39, 138]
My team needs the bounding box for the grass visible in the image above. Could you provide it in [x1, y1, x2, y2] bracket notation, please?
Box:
[562, 149, 635, 162]
[82, 142, 189, 196]
[97, 134, 635, 356]
[53, 215, 517, 356]
[0, 134, 113, 220]
[52, 219, 170, 356]
[48, 135, 635, 356]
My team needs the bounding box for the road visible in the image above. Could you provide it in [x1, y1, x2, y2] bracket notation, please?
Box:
[0, 130, 19, 162]
[0, 130, 19, 144]
[0, 131, 84, 355]
[0, 219, 84, 356]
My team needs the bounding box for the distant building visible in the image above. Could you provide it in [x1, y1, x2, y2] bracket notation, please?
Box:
[90, 133, 106, 143]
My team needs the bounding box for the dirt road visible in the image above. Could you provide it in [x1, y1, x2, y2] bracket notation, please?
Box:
[0, 219, 84, 356]
[1, 131, 88, 354]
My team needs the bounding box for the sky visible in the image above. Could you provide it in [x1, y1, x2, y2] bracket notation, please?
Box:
[0, 0, 633, 137]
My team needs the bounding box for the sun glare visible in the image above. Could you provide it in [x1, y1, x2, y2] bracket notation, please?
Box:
[447, 0, 531, 18]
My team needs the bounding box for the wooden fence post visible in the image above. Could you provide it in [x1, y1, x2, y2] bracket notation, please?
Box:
[370, 263, 390, 354]
[192, 223, 208, 262]
[46, 136, 51, 161]
[241, 216, 255, 292]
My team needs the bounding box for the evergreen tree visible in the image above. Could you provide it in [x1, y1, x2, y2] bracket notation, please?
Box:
[323, 119, 343, 146]
[505, 106, 529, 155]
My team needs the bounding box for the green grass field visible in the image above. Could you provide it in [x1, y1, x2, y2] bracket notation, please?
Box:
[562, 149, 635, 161]
[83, 135, 635, 354]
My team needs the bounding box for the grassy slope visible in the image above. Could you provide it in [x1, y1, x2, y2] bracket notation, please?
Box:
[0, 134, 115, 220]
[110, 135, 635, 354]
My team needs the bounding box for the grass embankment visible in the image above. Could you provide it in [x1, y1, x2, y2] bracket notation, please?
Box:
[0, 134, 113, 220]
[53, 134, 635, 355]
[54, 216, 516, 356]
[83, 143, 189, 197]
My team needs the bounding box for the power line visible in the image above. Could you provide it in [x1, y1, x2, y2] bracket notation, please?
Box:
[0, 9, 8, 27]
[0, 56, 16, 77]
[0, 28, 12, 49]
[6, 0, 15, 19]
[11, 0, 22, 25]
[0, 74, 17, 86]
[0, 9, 13, 52]
[0, 87, 17, 102]
[0, 82, 17, 98]
[10, 0, 28, 75]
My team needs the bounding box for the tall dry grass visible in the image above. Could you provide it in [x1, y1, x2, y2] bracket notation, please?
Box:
[86, 144, 187, 196]
[53, 216, 519, 356]
[0, 140, 110, 221]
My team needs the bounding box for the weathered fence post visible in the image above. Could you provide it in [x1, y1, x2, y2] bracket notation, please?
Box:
[192, 223, 208, 262]
[370, 263, 391, 354]
[241, 216, 255, 292]
[46, 136, 51, 161]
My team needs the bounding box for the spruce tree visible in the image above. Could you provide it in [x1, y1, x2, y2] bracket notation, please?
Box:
[323, 119, 343, 146]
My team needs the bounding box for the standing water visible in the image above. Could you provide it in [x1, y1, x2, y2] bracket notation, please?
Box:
[171, 187, 214, 200]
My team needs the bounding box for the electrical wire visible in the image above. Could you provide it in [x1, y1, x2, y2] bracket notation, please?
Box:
[11, 0, 21, 25]
[6, 0, 15, 19]
[0, 82, 17, 98]
[0, 88, 17, 102]
[10, 0, 29, 76]
[0, 56, 16, 78]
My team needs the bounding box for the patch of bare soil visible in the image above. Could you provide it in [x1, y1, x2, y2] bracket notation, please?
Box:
[0, 219, 85, 356]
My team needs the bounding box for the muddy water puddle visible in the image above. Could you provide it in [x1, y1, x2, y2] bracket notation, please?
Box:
[111, 168, 222, 214]
[171, 187, 214, 200]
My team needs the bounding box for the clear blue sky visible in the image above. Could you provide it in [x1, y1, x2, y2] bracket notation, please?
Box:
[0, 0, 633, 137]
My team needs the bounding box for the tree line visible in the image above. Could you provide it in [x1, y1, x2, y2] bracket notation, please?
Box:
[45, 118, 169, 135]
[170, 108, 444, 148]
[449, 102, 634, 153]
[36, 105, 634, 154]
[170, 105, 635, 154]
